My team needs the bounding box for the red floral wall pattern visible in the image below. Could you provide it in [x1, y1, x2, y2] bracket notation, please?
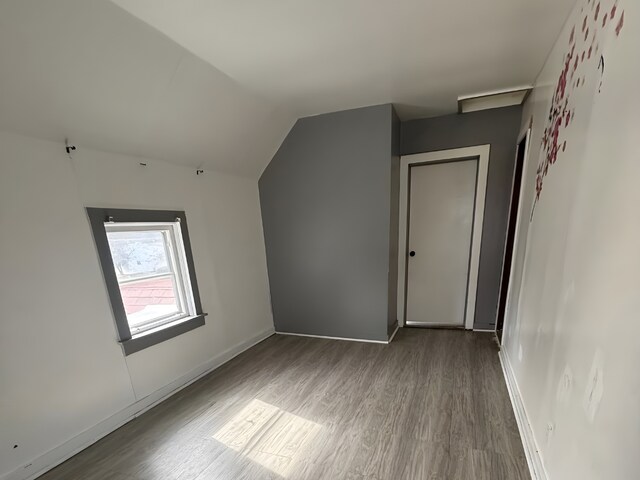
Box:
[532, 0, 625, 218]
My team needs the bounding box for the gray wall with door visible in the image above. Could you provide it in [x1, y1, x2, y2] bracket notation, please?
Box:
[259, 104, 399, 342]
[401, 106, 522, 329]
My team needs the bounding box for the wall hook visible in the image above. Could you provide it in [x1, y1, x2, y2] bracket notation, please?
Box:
[65, 139, 77, 157]
[196, 169, 204, 175]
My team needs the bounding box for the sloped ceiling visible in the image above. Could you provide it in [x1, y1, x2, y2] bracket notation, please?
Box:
[0, 0, 576, 176]
[0, 0, 294, 177]
[110, 0, 576, 119]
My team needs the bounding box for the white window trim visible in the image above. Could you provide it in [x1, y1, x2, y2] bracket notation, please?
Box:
[105, 221, 197, 335]
[87, 208, 206, 356]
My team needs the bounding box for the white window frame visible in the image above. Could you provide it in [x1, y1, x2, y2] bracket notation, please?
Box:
[87, 208, 206, 355]
[105, 221, 197, 335]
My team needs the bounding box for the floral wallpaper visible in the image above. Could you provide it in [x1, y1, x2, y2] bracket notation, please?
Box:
[532, 0, 625, 218]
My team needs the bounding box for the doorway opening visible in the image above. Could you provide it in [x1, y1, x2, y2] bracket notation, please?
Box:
[496, 130, 530, 343]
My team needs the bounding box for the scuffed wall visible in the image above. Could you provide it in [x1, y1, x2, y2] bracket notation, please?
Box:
[503, 1, 639, 479]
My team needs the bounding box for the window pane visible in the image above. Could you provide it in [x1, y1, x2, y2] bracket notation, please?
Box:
[106, 230, 171, 280]
[106, 229, 184, 331]
[119, 276, 180, 330]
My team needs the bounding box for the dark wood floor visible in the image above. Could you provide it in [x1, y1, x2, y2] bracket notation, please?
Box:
[39, 329, 529, 480]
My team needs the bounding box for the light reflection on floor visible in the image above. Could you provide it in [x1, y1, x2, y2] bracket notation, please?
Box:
[212, 399, 322, 477]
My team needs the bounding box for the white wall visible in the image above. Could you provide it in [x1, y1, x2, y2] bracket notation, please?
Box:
[0, 131, 275, 479]
[503, 1, 639, 478]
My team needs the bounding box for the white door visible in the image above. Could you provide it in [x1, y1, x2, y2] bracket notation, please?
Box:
[406, 159, 477, 327]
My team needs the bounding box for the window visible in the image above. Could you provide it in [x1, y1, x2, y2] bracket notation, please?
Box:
[87, 208, 205, 355]
[106, 223, 193, 334]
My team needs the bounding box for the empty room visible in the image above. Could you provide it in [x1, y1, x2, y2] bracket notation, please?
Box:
[1, 1, 638, 479]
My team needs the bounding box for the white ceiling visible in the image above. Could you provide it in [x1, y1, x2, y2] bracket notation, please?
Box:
[0, 0, 293, 176]
[110, 0, 576, 119]
[0, 0, 575, 176]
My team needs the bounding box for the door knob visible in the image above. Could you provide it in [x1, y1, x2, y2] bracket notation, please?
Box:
[409, 251, 416, 257]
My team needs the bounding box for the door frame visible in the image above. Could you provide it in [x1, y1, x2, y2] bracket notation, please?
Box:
[397, 145, 490, 330]
[497, 127, 532, 338]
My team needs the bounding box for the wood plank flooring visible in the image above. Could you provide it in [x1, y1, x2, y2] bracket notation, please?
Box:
[38, 329, 529, 480]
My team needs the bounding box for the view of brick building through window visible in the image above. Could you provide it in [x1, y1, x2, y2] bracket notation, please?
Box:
[106, 227, 186, 331]
[119, 277, 178, 315]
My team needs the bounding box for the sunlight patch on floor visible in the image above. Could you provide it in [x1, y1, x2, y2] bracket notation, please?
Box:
[212, 399, 322, 477]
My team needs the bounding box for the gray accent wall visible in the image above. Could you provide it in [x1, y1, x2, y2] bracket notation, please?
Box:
[259, 104, 398, 342]
[401, 106, 523, 329]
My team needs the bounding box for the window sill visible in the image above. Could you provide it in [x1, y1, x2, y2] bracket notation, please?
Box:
[120, 313, 207, 356]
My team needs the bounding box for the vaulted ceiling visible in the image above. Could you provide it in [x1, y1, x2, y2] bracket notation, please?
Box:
[0, 0, 576, 177]
[110, 0, 576, 118]
[0, 0, 292, 176]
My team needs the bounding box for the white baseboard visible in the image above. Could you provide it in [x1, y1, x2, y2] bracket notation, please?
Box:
[388, 323, 400, 343]
[499, 350, 549, 480]
[276, 331, 390, 344]
[2, 328, 275, 480]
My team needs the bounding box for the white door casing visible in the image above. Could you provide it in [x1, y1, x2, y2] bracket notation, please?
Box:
[501, 128, 532, 337]
[397, 145, 490, 330]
